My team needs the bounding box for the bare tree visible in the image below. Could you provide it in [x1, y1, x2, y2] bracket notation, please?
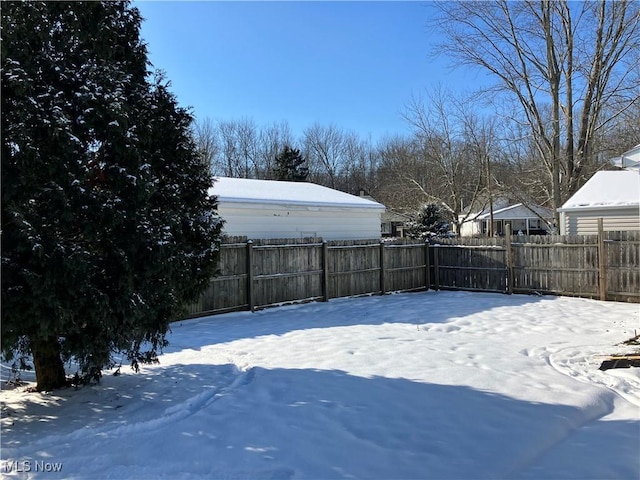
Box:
[331, 132, 379, 194]
[235, 117, 260, 178]
[303, 123, 348, 188]
[597, 95, 640, 159]
[400, 89, 489, 233]
[214, 118, 260, 178]
[461, 112, 500, 236]
[375, 135, 426, 211]
[217, 119, 239, 177]
[498, 119, 555, 207]
[192, 117, 220, 174]
[258, 121, 294, 179]
[434, 0, 640, 225]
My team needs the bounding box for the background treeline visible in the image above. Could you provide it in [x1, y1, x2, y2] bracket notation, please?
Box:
[194, 89, 639, 229]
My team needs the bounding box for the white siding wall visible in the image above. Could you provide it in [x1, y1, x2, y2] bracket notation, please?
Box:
[219, 203, 382, 240]
[458, 220, 481, 237]
[562, 207, 640, 235]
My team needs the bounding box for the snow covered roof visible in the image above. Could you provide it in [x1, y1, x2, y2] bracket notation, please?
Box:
[382, 210, 412, 223]
[209, 177, 385, 210]
[609, 144, 640, 171]
[475, 203, 553, 221]
[559, 170, 640, 211]
[461, 202, 553, 221]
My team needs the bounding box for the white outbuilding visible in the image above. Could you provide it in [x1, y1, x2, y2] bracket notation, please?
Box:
[209, 177, 385, 240]
[557, 170, 640, 235]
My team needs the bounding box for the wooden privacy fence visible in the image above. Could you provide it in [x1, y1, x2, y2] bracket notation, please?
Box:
[187, 223, 639, 317]
[430, 221, 639, 303]
[188, 237, 429, 316]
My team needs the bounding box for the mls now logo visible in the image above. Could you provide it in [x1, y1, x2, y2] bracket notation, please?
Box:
[3, 460, 63, 473]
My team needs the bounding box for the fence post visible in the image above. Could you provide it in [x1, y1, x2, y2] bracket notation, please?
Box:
[246, 240, 254, 311]
[505, 223, 514, 294]
[322, 241, 329, 301]
[598, 218, 607, 301]
[379, 240, 386, 294]
[433, 245, 440, 291]
[424, 241, 430, 290]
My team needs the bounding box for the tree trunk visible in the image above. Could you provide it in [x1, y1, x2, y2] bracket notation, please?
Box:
[32, 336, 67, 391]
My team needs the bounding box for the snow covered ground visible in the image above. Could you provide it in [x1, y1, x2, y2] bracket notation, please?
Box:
[1, 290, 639, 479]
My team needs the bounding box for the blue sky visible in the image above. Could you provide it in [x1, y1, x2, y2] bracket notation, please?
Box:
[135, 1, 485, 142]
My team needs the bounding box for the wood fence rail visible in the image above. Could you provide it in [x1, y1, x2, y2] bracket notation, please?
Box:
[187, 223, 639, 317]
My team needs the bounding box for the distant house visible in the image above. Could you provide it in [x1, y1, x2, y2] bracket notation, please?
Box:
[355, 189, 411, 238]
[459, 200, 553, 237]
[558, 170, 640, 235]
[210, 177, 385, 240]
[381, 210, 412, 238]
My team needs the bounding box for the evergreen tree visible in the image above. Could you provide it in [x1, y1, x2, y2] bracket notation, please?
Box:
[274, 145, 309, 181]
[406, 204, 451, 239]
[1, 1, 223, 391]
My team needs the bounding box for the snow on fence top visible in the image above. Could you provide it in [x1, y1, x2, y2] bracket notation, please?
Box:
[559, 170, 640, 210]
[209, 177, 385, 210]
